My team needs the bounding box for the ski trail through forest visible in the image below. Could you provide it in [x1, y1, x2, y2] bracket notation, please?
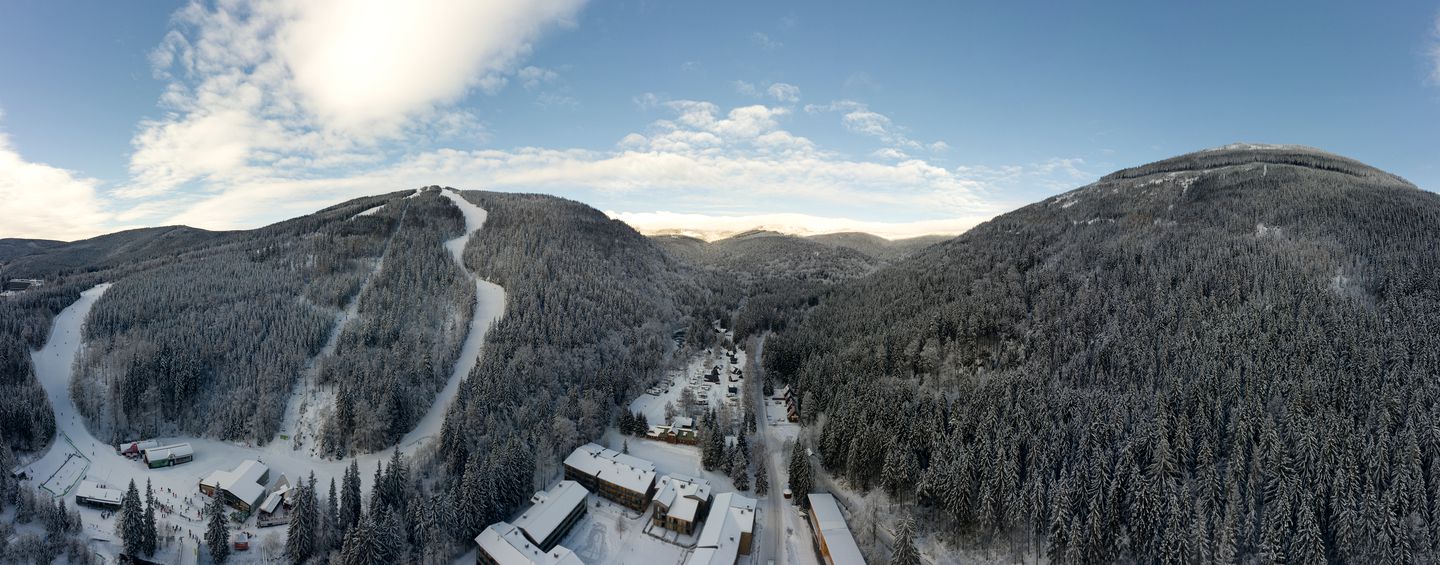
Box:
[276, 199, 414, 451]
[17, 190, 507, 560]
[399, 189, 506, 449]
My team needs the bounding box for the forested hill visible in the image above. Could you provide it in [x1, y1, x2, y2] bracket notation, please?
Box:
[0, 238, 63, 263]
[764, 144, 1440, 563]
[653, 229, 884, 343]
[436, 191, 715, 539]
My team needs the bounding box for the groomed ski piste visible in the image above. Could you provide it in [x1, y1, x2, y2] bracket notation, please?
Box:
[15, 188, 506, 564]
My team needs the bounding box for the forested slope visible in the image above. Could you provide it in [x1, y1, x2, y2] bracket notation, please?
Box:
[765, 145, 1440, 563]
[67, 190, 460, 444]
[436, 190, 713, 541]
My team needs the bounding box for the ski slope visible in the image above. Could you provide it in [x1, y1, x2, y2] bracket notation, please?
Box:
[17, 190, 506, 563]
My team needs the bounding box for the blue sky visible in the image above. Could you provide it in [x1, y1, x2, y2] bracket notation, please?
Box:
[1, 0, 1437, 240]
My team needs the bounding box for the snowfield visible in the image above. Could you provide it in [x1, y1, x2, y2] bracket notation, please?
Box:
[16, 190, 507, 564]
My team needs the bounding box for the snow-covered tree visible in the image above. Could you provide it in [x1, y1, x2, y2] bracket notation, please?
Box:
[755, 458, 770, 496]
[285, 473, 319, 564]
[891, 516, 921, 565]
[205, 490, 230, 564]
[116, 479, 144, 557]
[789, 441, 812, 508]
[142, 479, 157, 556]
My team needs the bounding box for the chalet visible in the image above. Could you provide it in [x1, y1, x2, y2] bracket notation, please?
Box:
[200, 460, 270, 512]
[75, 480, 123, 509]
[806, 493, 866, 565]
[257, 478, 292, 527]
[475, 522, 584, 565]
[646, 425, 698, 446]
[512, 481, 589, 551]
[684, 492, 757, 565]
[117, 439, 160, 458]
[651, 474, 712, 535]
[563, 443, 656, 511]
[142, 443, 193, 468]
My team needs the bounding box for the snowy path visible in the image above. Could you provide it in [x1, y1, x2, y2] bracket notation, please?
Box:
[19, 189, 507, 563]
[277, 199, 410, 451]
[400, 189, 505, 449]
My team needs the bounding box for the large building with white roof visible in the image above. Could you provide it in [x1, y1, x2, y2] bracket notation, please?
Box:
[563, 443, 657, 511]
[652, 474, 712, 535]
[200, 459, 270, 512]
[74, 480, 123, 509]
[684, 492, 757, 565]
[807, 493, 866, 565]
[512, 480, 589, 551]
[475, 522, 585, 565]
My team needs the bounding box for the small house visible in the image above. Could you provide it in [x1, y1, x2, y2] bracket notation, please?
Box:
[142, 443, 194, 468]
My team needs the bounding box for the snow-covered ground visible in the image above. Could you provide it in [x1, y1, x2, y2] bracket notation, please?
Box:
[16, 189, 507, 563]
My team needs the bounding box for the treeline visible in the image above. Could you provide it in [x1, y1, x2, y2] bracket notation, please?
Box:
[320, 191, 475, 454]
[435, 190, 708, 543]
[766, 154, 1440, 563]
[71, 191, 415, 443]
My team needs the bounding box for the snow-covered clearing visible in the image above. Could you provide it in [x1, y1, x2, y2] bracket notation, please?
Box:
[16, 188, 507, 563]
[348, 204, 385, 220]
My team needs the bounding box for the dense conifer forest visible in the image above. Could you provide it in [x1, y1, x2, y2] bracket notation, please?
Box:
[764, 146, 1440, 563]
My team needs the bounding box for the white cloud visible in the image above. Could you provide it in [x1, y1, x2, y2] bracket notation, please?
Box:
[806, 100, 944, 152]
[604, 211, 979, 241]
[124, 0, 586, 197]
[733, 80, 761, 98]
[0, 120, 115, 240]
[767, 83, 800, 103]
[517, 66, 561, 90]
[751, 31, 783, 50]
[153, 100, 1008, 232]
[1430, 14, 1440, 83]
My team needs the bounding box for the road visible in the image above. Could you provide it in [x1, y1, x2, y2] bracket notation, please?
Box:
[748, 333, 820, 565]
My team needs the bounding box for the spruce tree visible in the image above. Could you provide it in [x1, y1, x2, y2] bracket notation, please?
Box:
[731, 449, 750, 491]
[117, 479, 144, 557]
[205, 490, 230, 564]
[891, 516, 922, 565]
[789, 441, 812, 508]
[755, 458, 770, 496]
[286, 476, 318, 564]
[327, 477, 341, 551]
[142, 479, 157, 556]
[342, 459, 362, 534]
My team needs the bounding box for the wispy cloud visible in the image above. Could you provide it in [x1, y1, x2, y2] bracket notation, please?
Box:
[751, 31, 783, 50]
[1430, 13, 1440, 83]
[605, 211, 981, 241]
[123, 0, 587, 199]
[805, 100, 945, 153]
[0, 113, 116, 240]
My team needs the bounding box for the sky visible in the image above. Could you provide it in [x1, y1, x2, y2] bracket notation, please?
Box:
[1, 0, 1438, 241]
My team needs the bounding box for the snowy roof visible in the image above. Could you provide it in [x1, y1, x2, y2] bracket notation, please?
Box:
[475, 522, 585, 565]
[685, 492, 756, 565]
[144, 443, 192, 460]
[672, 416, 695, 429]
[653, 474, 712, 522]
[513, 481, 589, 546]
[807, 493, 865, 565]
[204, 460, 269, 507]
[258, 490, 285, 514]
[563, 443, 656, 494]
[75, 481, 122, 505]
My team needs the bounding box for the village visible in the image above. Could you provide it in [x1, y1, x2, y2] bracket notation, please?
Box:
[11, 281, 867, 565]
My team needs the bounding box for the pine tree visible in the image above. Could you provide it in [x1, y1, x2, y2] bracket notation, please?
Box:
[142, 479, 157, 556]
[731, 448, 751, 491]
[206, 490, 231, 564]
[286, 474, 319, 564]
[891, 516, 922, 565]
[789, 441, 812, 508]
[327, 477, 341, 551]
[117, 479, 144, 557]
[755, 458, 770, 496]
[342, 459, 363, 534]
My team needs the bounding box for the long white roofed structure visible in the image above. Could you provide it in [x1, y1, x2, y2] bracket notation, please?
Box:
[475, 522, 584, 565]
